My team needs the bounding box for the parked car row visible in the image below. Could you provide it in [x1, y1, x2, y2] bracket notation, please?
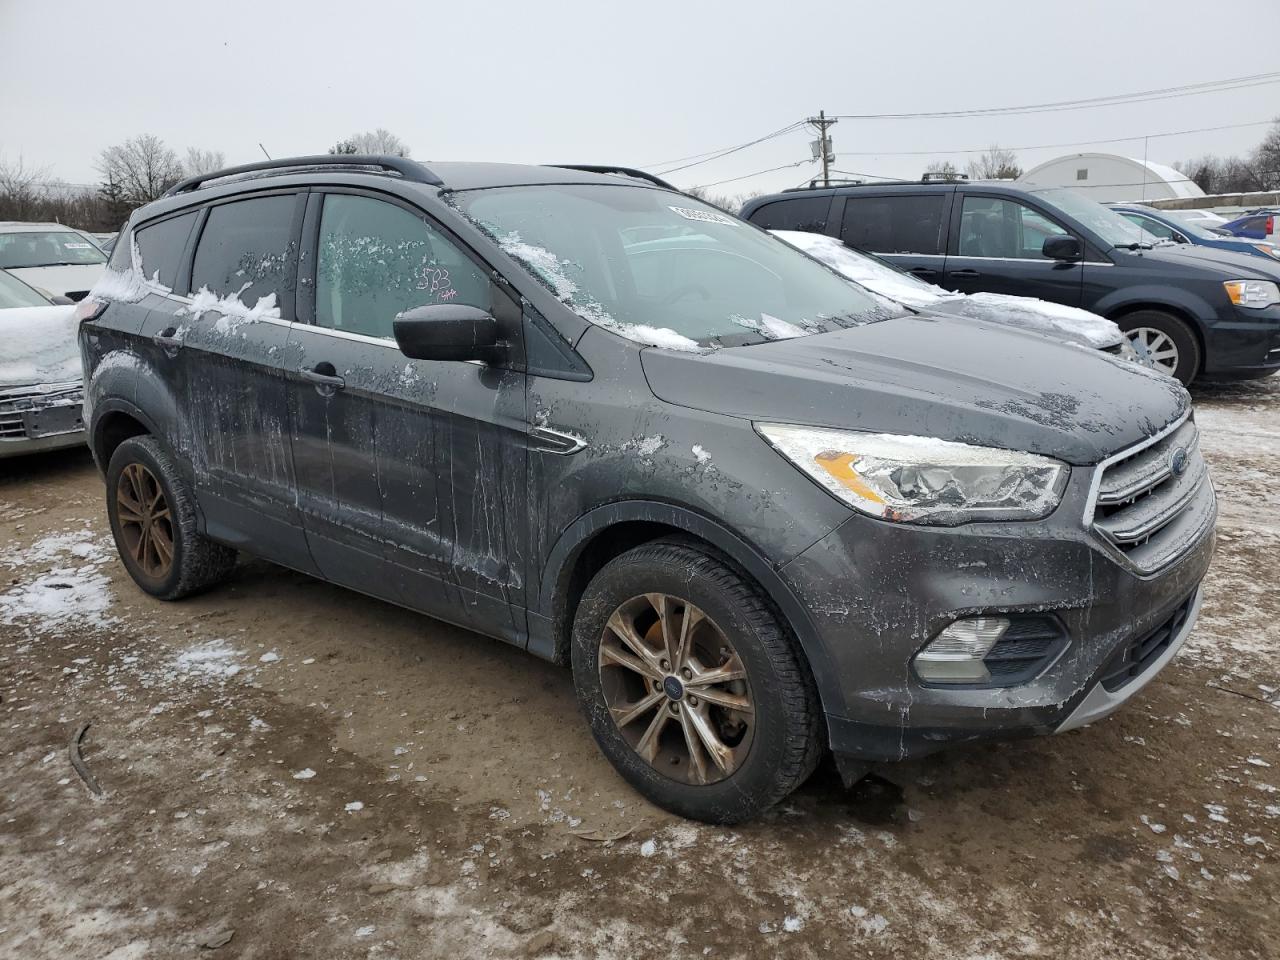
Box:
[1108, 203, 1280, 262]
[742, 180, 1280, 384]
[71, 154, 1214, 822]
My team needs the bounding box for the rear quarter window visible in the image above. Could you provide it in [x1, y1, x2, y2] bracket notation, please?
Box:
[841, 194, 946, 255]
[190, 194, 298, 309]
[134, 212, 198, 290]
[746, 196, 831, 233]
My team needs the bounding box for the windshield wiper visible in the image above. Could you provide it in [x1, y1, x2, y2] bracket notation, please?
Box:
[1113, 242, 1154, 251]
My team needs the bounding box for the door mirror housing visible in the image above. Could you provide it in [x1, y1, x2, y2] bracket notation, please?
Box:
[1042, 235, 1083, 261]
[393, 304, 502, 363]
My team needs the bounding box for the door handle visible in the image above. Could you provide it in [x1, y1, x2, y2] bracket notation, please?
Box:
[950, 269, 982, 279]
[299, 363, 345, 390]
[153, 327, 183, 351]
[908, 267, 938, 280]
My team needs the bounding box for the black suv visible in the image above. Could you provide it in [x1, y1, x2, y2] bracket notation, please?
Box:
[79, 156, 1213, 823]
[742, 181, 1280, 384]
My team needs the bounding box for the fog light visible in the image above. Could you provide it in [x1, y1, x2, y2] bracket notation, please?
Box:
[914, 617, 1010, 683]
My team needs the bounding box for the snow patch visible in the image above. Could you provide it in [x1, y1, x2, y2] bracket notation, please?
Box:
[692, 444, 712, 465]
[185, 284, 281, 335]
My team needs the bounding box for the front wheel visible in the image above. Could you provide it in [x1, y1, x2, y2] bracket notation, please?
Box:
[571, 539, 822, 823]
[1117, 310, 1201, 384]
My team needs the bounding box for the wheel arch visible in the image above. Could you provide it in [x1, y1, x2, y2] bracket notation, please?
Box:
[1106, 300, 1206, 376]
[530, 500, 848, 719]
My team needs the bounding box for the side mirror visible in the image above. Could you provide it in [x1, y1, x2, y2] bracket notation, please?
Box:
[393, 304, 502, 363]
[1042, 235, 1082, 262]
[1173, 232, 1188, 244]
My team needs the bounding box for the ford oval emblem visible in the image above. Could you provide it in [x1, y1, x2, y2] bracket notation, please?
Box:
[1169, 447, 1188, 477]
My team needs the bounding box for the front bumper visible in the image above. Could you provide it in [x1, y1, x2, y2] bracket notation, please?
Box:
[782, 461, 1216, 763]
[0, 382, 86, 459]
[1201, 304, 1280, 380]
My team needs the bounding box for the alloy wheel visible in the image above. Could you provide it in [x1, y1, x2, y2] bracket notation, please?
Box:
[598, 593, 754, 785]
[115, 462, 175, 580]
[1125, 326, 1180, 376]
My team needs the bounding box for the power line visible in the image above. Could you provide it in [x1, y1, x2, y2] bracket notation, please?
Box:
[831, 71, 1280, 120]
[652, 122, 807, 176]
[833, 118, 1279, 158]
[693, 159, 815, 189]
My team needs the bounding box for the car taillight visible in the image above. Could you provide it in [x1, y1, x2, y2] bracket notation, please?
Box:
[73, 297, 107, 323]
[1267, 215, 1274, 235]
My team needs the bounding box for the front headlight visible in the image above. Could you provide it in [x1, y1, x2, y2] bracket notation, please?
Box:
[1224, 279, 1280, 309]
[756, 424, 1068, 525]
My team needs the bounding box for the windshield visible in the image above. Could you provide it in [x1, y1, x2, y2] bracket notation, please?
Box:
[0, 269, 51, 308]
[453, 184, 893, 348]
[0, 231, 107, 269]
[1158, 209, 1229, 240]
[1029, 188, 1148, 248]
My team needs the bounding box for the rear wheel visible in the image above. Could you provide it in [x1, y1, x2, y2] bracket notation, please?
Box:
[106, 436, 237, 600]
[571, 539, 822, 823]
[1117, 309, 1200, 384]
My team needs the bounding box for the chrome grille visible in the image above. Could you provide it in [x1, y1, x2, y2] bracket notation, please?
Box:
[0, 382, 83, 441]
[1090, 418, 1213, 574]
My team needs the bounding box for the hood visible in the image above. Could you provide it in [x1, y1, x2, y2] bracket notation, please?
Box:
[1123, 243, 1280, 281]
[641, 314, 1188, 465]
[7, 263, 105, 300]
[925, 292, 1124, 349]
[0, 305, 82, 388]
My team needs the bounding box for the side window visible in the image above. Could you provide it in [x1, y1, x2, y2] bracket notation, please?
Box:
[190, 195, 297, 310]
[134, 212, 197, 289]
[840, 195, 945, 254]
[315, 194, 490, 340]
[747, 197, 830, 232]
[957, 196, 1069, 259]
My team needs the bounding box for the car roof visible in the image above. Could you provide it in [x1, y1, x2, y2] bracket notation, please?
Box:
[132, 157, 681, 224]
[0, 222, 82, 233]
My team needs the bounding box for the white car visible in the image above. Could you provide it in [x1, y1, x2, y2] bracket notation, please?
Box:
[0, 269, 85, 458]
[773, 229, 1137, 359]
[0, 221, 107, 302]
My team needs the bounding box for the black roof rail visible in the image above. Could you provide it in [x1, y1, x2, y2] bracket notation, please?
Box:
[549, 164, 678, 191]
[163, 154, 444, 197]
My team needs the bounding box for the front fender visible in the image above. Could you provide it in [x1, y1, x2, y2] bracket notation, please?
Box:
[530, 499, 850, 719]
[1093, 284, 1216, 327]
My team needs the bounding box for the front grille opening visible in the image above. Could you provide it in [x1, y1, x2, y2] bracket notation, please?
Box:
[1099, 592, 1196, 692]
[1091, 419, 1208, 572]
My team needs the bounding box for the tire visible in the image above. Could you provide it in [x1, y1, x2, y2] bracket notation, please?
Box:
[1116, 309, 1201, 385]
[105, 435, 237, 600]
[571, 539, 822, 823]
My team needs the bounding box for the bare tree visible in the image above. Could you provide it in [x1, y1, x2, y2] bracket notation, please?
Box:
[966, 144, 1022, 181]
[183, 147, 227, 177]
[96, 135, 184, 204]
[328, 129, 411, 158]
[1253, 120, 1280, 190]
[0, 153, 52, 220]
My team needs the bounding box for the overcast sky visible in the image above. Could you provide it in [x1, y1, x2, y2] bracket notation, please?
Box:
[3, 0, 1279, 197]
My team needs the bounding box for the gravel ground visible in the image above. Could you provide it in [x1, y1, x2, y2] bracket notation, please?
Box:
[2, 377, 1278, 959]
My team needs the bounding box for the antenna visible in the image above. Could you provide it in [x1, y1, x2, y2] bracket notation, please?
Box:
[259, 143, 272, 161]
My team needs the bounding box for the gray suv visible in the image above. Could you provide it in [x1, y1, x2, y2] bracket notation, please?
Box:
[78, 156, 1215, 823]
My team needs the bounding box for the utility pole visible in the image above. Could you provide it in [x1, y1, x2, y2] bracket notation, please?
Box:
[807, 110, 837, 187]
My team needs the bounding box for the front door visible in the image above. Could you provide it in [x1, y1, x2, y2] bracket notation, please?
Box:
[287, 190, 528, 644]
[943, 193, 1084, 306]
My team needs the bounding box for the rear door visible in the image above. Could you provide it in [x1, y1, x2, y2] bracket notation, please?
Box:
[837, 191, 950, 284]
[139, 190, 316, 572]
[942, 192, 1085, 306]
[288, 189, 529, 643]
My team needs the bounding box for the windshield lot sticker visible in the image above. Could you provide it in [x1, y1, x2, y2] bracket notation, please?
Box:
[63, 242, 93, 249]
[669, 206, 737, 226]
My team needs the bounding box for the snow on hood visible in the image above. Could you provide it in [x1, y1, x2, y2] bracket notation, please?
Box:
[0, 305, 81, 387]
[773, 230, 957, 310]
[773, 229, 1123, 349]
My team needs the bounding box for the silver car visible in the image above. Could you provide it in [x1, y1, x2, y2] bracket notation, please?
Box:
[0, 270, 85, 458]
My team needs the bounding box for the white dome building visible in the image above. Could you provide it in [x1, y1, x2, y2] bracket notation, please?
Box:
[1017, 153, 1204, 202]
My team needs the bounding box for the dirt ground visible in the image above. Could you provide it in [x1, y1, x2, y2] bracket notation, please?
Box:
[2, 379, 1278, 960]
